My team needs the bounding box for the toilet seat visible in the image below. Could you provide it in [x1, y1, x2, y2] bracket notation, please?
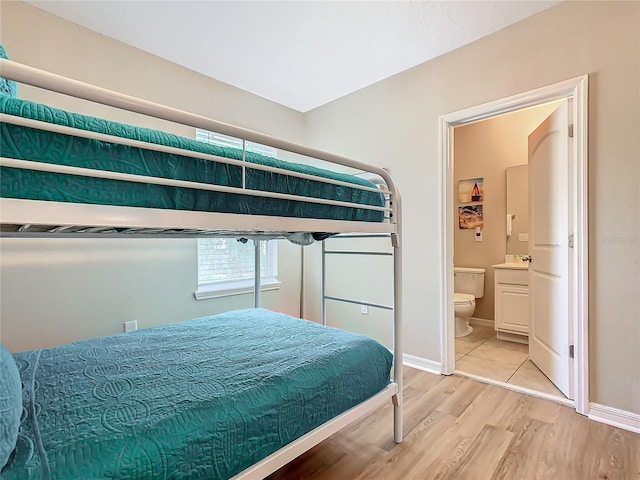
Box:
[454, 292, 475, 305]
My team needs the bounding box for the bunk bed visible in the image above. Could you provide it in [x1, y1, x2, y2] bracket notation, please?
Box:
[0, 48, 403, 480]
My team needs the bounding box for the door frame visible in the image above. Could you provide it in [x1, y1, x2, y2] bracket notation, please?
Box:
[438, 75, 589, 415]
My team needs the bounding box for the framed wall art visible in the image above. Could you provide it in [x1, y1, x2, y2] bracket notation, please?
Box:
[458, 177, 484, 204]
[458, 204, 483, 229]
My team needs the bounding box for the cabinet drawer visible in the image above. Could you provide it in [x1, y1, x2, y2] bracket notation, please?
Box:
[495, 269, 528, 286]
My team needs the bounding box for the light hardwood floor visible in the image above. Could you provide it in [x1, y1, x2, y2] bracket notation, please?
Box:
[268, 367, 639, 480]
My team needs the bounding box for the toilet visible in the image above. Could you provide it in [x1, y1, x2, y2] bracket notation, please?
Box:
[454, 267, 485, 338]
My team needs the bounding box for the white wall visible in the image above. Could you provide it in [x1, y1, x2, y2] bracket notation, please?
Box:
[0, 1, 305, 351]
[0, 238, 301, 352]
[303, 1, 640, 414]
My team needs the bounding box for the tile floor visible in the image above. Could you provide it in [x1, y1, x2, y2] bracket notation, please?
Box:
[455, 324, 567, 399]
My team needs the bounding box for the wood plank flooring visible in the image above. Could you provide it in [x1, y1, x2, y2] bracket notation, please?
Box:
[267, 367, 639, 480]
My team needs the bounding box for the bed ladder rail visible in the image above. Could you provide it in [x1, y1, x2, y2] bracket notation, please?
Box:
[321, 234, 394, 325]
[320, 232, 403, 443]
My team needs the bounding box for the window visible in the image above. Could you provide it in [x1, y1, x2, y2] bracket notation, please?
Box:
[195, 129, 278, 158]
[195, 238, 279, 300]
[194, 130, 280, 300]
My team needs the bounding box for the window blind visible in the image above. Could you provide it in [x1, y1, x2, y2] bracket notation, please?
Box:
[195, 128, 277, 158]
[197, 238, 278, 287]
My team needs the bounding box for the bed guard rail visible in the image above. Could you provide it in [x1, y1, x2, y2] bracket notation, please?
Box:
[0, 58, 401, 235]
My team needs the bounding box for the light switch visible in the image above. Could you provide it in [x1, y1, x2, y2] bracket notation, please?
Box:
[475, 227, 483, 242]
[519, 233, 529, 242]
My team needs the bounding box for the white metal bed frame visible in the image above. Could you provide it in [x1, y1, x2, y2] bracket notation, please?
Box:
[0, 58, 403, 479]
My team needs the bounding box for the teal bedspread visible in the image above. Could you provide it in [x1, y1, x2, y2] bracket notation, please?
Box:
[0, 97, 385, 222]
[1, 309, 392, 479]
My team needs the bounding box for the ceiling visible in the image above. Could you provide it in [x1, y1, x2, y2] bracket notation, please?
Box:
[26, 1, 560, 112]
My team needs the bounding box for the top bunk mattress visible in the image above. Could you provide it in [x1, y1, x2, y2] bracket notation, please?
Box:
[0, 96, 385, 223]
[2, 308, 393, 480]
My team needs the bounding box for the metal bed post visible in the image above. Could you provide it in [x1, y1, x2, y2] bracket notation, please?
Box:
[321, 240, 327, 326]
[392, 193, 403, 443]
[254, 239, 261, 308]
[300, 246, 305, 319]
[241, 139, 247, 189]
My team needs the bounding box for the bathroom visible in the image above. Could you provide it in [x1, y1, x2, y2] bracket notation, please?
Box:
[452, 101, 567, 399]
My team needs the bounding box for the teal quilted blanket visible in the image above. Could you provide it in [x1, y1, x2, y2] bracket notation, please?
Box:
[1, 309, 392, 479]
[0, 97, 385, 222]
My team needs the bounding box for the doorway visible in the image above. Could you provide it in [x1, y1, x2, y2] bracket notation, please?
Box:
[438, 76, 589, 415]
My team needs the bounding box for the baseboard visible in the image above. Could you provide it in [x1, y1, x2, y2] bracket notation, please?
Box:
[588, 403, 640, 434]
[403, 353, 442, 375]
[496, 331, 529, 344]
[469, 317, 494, 328]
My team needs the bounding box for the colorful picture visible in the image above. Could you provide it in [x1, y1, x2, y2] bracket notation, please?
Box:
[458, 204, 483, 229]
[458, 177, 484, 203]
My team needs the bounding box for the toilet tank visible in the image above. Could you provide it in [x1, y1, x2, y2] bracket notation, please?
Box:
[454, 267, 485, 298]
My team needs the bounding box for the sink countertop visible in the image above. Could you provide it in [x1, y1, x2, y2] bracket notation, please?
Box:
[493, 262, 529, 270]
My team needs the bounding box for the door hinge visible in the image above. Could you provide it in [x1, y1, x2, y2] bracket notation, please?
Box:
[569, 234, 574, 248]
[569, 345, 575, 359]
[568, 124, 574, 138]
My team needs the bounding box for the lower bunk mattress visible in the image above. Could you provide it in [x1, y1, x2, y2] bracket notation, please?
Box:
[0, 96, 385, 223]
[1, 308, 393, 479]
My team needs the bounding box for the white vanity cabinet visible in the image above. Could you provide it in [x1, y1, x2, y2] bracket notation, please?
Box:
[493, 264, 529, 340]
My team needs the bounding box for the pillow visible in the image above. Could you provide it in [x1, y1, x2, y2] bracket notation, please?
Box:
[0, 343, 22, 470]
[0, 43, 18, 98]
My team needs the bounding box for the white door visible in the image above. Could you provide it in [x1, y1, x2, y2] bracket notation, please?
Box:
[528, 100, 573, 399]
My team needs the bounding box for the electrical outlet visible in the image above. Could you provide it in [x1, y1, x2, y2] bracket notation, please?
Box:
[360, 305, 369, 315]
[124, 320, 137, 333]
[519, 233, 529, 242]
